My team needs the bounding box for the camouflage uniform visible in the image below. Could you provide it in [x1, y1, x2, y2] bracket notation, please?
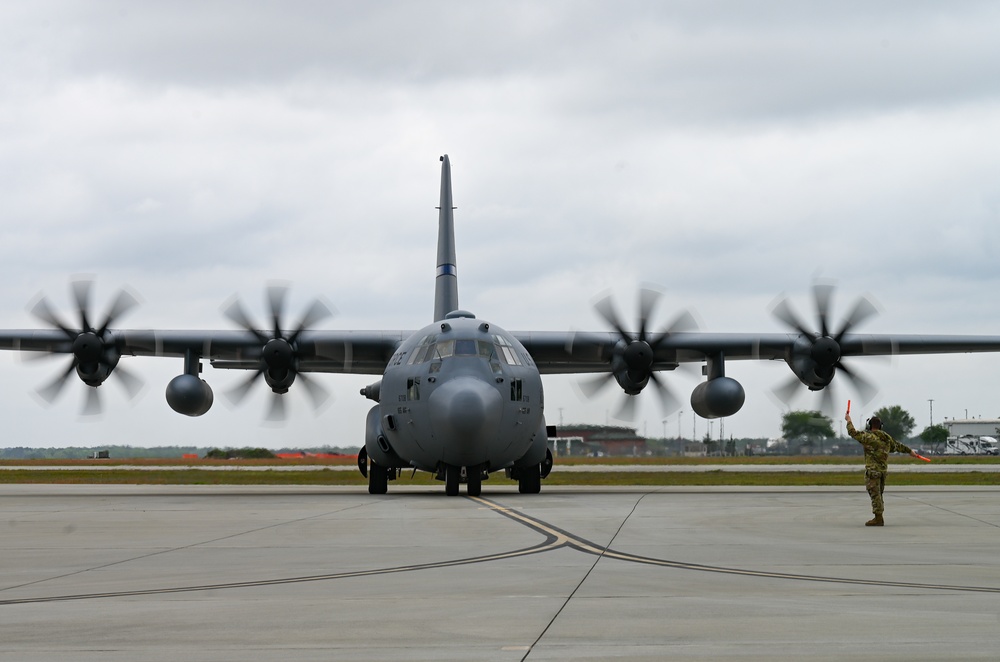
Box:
[847, 421, 913, 515]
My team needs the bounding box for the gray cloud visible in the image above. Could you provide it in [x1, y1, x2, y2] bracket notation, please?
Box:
[2, 2, 1000, 448]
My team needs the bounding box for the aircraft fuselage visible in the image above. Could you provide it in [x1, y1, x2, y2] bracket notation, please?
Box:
[362, 312, 549, 494]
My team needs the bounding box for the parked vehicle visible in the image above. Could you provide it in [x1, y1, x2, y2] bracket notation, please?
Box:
[942, 435, 999, 455]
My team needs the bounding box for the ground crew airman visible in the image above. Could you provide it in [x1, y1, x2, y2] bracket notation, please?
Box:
[845, 411, 919, 526]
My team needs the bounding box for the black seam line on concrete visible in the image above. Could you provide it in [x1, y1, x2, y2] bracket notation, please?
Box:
[0, 501, 561, 606]
[473, 495, 1000, 595]
[896, 494, 1000, 528]
[515, 492, 652, 662]
[0, 497, 382, 596]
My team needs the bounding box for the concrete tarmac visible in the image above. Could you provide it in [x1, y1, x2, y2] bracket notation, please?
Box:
[2, 484, 999, 661]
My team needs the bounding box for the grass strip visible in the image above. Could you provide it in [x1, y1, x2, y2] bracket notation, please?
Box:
[2, 469, 999, 487]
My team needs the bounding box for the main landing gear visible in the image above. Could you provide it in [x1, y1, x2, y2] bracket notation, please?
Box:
[359, 447, 393, 495]
[516, 464, 540, 494]
[506, 451, 550, 494]
[368, 461, 390, 494]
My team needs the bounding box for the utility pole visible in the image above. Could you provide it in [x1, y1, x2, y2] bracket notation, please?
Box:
[927, 399, 933, 427]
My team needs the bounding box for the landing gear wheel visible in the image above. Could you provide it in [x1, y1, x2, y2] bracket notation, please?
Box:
[518, 464, 541, 494]
[368, 461, 388, 494]
[467, 465, 482, 497]
[444, 464, 460, 496]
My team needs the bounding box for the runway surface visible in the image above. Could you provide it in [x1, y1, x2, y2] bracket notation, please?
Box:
[2, 485, 999, 661]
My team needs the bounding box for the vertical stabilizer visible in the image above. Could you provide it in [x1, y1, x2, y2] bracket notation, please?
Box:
[434, 155, 459, 322]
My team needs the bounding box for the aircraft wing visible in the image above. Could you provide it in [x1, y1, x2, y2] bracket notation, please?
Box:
[515, 330, 1000, 374]
[0, 329, 407, 375]
[517, 329, 1000, 418]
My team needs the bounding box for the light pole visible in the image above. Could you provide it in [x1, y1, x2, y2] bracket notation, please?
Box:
[927, 399, 933, 427]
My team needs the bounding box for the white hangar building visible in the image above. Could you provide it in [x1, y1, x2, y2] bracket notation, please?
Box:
[942, 418, 1000, 439]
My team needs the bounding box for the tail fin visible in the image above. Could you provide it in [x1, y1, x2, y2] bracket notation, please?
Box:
[433, 154, 459, 322]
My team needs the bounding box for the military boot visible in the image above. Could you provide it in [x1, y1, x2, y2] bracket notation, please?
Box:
[865, 514, 884, 527]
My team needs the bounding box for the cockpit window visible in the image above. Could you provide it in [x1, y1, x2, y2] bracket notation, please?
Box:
[493, 334, 522, 366]
[407, 335, 438, 364]
[408, 335, 503, 365]
[432, 339, 494, 360]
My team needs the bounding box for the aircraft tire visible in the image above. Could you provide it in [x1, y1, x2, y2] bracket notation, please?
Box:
[369, 462, 388, 494]
[467, 466, 482, 497]
[444, 464, 460, 496]
[518, 464, 541, 494]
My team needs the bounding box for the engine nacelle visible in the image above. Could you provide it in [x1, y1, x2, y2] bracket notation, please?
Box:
[788, 359, 830, 391]
[609, 340, 653, 395]
[690, 377, 745, 419]
[785, 337, 836, 391]
[72, 332, 119, 387]
[166, 374, 214, 417]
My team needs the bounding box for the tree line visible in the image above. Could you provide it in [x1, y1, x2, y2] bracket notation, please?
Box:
[781, 405, 948, 453]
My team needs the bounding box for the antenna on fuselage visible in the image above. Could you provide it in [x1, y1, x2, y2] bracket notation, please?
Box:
[434, 154, 459, 322]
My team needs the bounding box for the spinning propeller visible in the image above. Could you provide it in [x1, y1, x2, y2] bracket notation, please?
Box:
[222, 284, 334, 421]
[770, 280, 882, 412]
[580, 287, 698, 421]
[28, 279, 143, 415]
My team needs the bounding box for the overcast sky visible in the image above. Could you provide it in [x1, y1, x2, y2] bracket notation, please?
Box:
[2, 1, 999, 450]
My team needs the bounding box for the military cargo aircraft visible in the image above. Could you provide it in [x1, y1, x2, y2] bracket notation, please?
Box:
[4, 155, 1000, 495]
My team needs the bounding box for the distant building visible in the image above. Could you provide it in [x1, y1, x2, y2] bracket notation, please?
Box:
[551, 424, 647, 457]
[942, 418, 1000, 439]
[683, 443, 706, 457]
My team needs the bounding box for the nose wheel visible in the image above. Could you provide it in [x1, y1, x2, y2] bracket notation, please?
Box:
[442, 464, 484, 497]
[466, 465, 482, 497]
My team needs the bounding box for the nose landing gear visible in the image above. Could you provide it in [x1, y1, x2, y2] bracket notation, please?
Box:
[440, 463, 486, 496]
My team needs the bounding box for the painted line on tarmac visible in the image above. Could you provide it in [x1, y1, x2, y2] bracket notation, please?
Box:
[472, 495, 1000, 595]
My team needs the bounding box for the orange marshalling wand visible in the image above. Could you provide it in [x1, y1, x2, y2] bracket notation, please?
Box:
[914, 453, 932, 462]
[846, 400, 851, 415]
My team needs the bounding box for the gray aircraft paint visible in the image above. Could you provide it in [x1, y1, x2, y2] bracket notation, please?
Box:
[372, 317, 545, 477]
[434, 155, 459, 323]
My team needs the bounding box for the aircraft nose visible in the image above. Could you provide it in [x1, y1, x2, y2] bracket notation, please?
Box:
[428, 377, 503, 465]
